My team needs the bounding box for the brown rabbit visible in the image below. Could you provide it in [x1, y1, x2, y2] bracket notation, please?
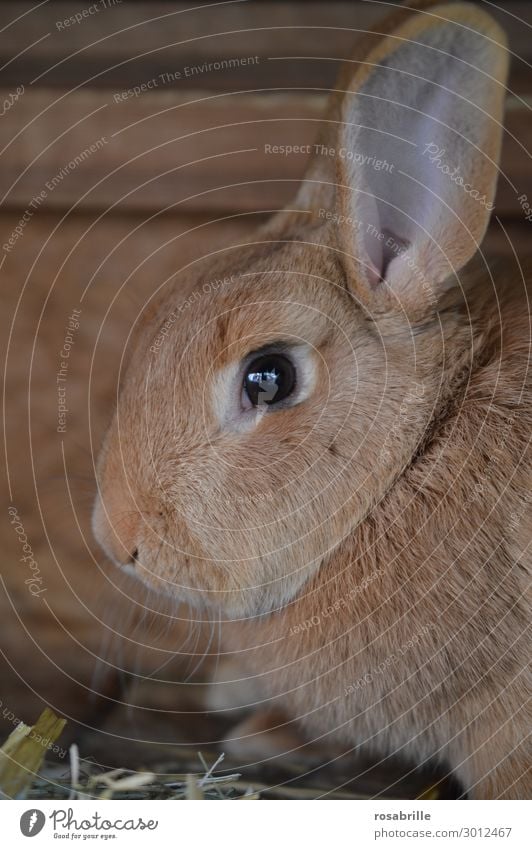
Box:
[93, 0, 531, 798]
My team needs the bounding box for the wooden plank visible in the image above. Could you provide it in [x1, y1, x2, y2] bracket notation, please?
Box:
[1, 2, 531, 92]
[485, 219, 532, 258]
[1, 89, 530, 218]
[0, 88, 322, 215]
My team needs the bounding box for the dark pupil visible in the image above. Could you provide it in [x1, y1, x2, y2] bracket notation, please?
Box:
[244, 354, 296, 407]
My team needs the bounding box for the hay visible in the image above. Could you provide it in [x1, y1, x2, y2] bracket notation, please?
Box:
[1, 711, 446, 800]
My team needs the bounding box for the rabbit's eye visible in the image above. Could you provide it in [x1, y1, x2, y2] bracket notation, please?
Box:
[243, 354, 296, 407]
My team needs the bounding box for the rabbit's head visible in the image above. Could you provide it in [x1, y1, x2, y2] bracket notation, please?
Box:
[93, 0, 508, 616]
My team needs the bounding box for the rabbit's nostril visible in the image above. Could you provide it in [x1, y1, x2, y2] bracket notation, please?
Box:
[130, 548, 139, 564]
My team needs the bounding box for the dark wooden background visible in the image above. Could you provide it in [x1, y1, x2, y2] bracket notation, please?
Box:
[1, 1, 532, 252]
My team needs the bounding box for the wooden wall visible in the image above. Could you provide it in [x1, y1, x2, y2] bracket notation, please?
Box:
[1, 1, 531, 253]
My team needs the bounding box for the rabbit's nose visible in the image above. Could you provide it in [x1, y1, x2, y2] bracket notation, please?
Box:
[92, 493, 140, 568]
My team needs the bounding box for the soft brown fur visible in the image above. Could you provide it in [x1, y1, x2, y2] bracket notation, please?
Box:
[94, 1, 531, 797]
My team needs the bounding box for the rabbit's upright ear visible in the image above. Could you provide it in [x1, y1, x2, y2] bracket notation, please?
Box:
[314, 1, 508, 315]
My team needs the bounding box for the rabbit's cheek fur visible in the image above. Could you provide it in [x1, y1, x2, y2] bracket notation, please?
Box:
[93, 265, 444, 617]
[95, 306, 440, 615]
